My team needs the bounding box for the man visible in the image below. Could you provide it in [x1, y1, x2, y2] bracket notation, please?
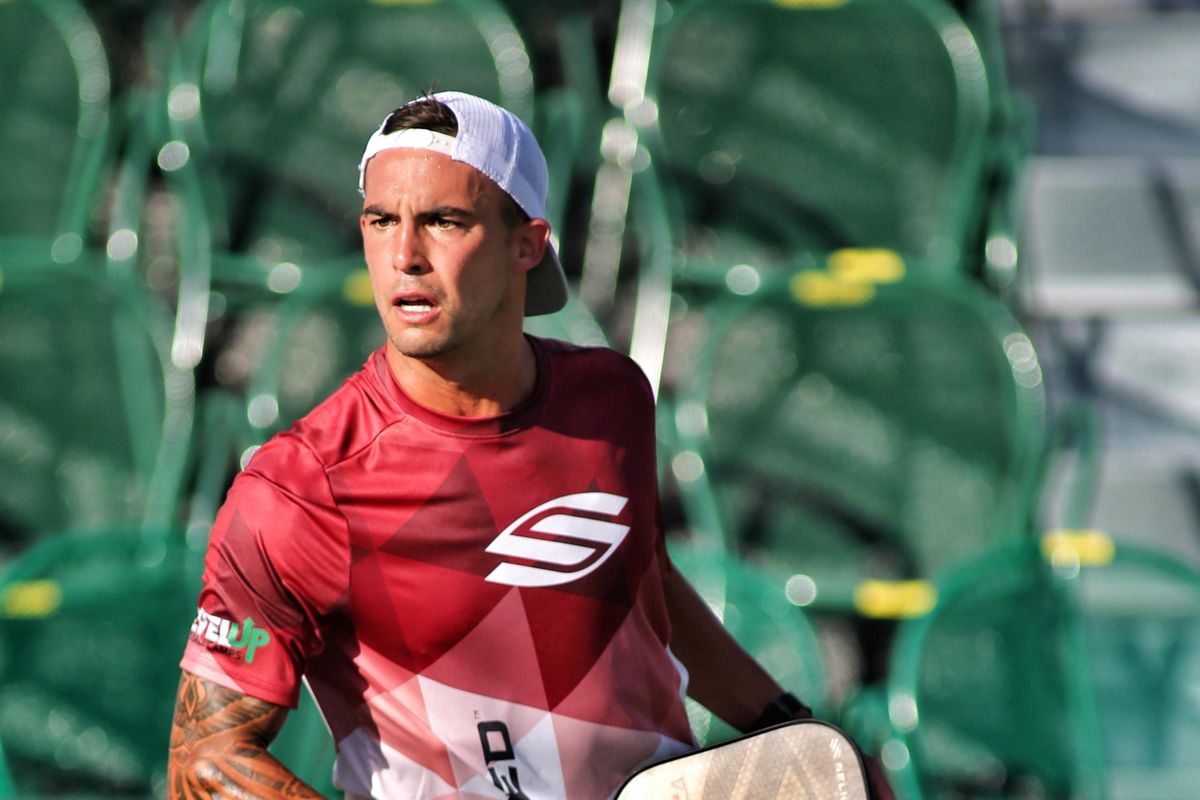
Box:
[167, 91, 849, 799]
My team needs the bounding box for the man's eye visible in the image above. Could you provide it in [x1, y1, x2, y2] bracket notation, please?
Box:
[431, 217, 457, 230]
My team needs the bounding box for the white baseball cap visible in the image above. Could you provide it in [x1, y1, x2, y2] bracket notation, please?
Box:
[358, 91, 568, 317]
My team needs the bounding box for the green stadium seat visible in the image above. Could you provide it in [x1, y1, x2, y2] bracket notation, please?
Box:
[600, 0, 1017, 396]
[876, 534, 1200, 800]
[0, 0, 114, 266]
[0, 526, 199, 797]
[662, 272, 1047, 615]
[0, 71, 201, 549]
[0, 263, 133, 545]
[635, 0, 994, 284]
[0, 257, 194, 558]
[877, 539, 1093, 800]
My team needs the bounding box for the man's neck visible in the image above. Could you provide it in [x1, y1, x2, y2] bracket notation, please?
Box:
[385, 335, 538, 418]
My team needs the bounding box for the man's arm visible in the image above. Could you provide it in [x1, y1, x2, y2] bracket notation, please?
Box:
[662, 565, 805, 731]
[168, 670, 323, 799]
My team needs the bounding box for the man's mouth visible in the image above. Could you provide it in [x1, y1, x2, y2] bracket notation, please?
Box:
[392, 292, 439, 320]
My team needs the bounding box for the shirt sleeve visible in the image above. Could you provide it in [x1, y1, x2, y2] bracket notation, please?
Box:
[180, 433, 349, 708]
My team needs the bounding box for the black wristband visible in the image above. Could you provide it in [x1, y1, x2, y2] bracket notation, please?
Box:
[744, 691, 813, 733]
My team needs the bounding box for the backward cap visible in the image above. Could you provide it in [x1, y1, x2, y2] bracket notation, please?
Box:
[436, 92, 548, 223]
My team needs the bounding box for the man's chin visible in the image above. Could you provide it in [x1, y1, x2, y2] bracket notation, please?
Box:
[387, 333, 456, 362]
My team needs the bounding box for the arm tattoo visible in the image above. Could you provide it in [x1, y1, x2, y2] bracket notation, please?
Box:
[168, 671, 324, 799]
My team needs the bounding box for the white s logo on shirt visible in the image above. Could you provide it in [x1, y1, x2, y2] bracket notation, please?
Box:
[485, 492, 631, 588]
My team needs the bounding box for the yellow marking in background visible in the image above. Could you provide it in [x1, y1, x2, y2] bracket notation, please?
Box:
[1, 580, 62, 618]
[343, 269, 375, 307]
[854, 580, 937, 619]
[790, 270, 874, 307]
[828, 248, 906, 284]
[1042, 529, 1115, 567]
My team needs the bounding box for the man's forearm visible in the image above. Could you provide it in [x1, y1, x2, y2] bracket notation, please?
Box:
[168, 671, 324, 799]
[662, 566, 802, 731]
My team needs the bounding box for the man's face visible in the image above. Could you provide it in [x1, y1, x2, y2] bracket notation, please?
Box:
[359, 147, 545, 365]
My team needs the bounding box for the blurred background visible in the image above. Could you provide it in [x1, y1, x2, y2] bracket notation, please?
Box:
[1, 0, 1199, 797]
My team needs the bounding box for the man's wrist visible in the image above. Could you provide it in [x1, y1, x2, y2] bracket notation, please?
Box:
[742, 691, 813, 733]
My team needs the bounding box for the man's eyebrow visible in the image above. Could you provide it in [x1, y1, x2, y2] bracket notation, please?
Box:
[422, 205, 475, 219]
[361, 204, 476, 219]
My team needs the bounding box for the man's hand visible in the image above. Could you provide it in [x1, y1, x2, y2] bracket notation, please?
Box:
[168, 670, 323, 799]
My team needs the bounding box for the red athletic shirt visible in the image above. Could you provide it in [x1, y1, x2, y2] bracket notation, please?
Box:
[180, 338, 695, 798]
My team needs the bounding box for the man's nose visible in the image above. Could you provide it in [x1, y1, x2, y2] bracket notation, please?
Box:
[393, 221, 430, 274]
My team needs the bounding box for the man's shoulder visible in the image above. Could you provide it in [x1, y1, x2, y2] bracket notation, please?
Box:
[248, 356, 395, 476]
[536, 337, 652, 395]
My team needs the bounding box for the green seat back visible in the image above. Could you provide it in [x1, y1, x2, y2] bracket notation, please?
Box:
[0, 264, 174, 554]
[886, 541, 1079, 799]
[0, 528, 198, 795]
[670, 277, 1045, 608]
[644, 0, 991, 278]
[0, 0, 110, 253]
[887, 538, 1200, 800]
[169, 0, 536, 272]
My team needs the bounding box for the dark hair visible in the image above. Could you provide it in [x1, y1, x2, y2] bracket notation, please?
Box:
[381, 97, 529, 229]
[382, 97, 459, 137]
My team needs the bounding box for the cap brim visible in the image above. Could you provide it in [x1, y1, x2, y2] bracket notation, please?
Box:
[524, 242, 568, 316]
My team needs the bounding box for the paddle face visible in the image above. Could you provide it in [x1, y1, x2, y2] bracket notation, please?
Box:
[615, 720, 871, 800]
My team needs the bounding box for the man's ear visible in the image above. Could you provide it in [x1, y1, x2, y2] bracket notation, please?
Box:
[514, 218, 552, 273]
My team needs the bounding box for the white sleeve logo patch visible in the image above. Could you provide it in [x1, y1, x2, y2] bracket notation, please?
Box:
[485, 492, 631, 588]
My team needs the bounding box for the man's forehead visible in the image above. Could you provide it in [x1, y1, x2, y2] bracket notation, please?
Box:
[361, 147, 501, 206]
